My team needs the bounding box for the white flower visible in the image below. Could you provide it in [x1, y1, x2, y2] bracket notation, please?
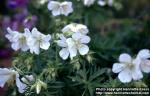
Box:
[112, 53, 143, 83]
[98, 0, 114, 7]
[98, 0, 106, 6]
[0, 68, 26, 93]
[5, 27, 29, 51]
[25, 28, 51, 55]
[62, 23, 89, 35]
[57, 33, 91, 60]
[137, 49, 150, 73]
[48, 1, 73, 16]
[57, 34, 70, 60]
[67, 32, 91, 59]
[84, 0, 95, 6]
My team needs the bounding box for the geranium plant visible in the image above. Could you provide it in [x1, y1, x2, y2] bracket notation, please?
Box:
[0, 0, 150, 96]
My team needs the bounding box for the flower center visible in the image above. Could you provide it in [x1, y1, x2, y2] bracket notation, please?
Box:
[75, 40, 81, 48]
[19, 36, 26, 45]
[126, 62, 134, 70]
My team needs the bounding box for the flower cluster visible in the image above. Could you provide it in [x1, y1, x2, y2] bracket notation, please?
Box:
[112, 49, 150, 83]
[5, 27, 51, 54]
[57, 23, 91, 60]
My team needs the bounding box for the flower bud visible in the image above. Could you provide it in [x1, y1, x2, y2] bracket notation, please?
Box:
[36, 79, 47, 94]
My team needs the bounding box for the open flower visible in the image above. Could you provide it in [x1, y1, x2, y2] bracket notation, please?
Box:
[6, 27, 29, 51]
[25, 28, 51, 54]
[0, 68, 26, 93]
[83, 0, 95, 7]
[66, 32, 91, 59]
[137, 49, 150, 73]
[62, 23, 89, 35]
[112, 53, 143, 83]
[57, 33, 91, 60]
[48, 1, 73, 16]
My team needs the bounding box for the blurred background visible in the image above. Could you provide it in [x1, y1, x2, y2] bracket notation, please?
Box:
[0, 0, 150, 95]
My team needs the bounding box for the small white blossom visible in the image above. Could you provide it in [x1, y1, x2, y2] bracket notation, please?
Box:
[98, 0, 114, 7]
[5, 27, 29, 51]
[57, 34, 70, 60]
[98, 0, 106, 6]
[137, 49, 150, 73]
[48, 1, 73, 16]
[0, 68, 26, 93]
[62, 23, 89, 35]
[84, 0, 95, 7]
[112, 53, 143, 83]
[57, 33, 91, 60]
[25, 28, 51, 55]
[67, 32, 91, 59]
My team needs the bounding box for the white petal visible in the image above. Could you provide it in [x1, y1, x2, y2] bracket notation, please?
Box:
[69, 46, 77, 59]
[118, 69, 132, 83]
[47, 1, 60, 11]
[141, 60, 150, 73]
[78, 44, 89, 55]
[24, 28, 31, 36]
[72, 32, 82, 41]
[44, 34, 51, 42]
[66, 38, 75, 48]
[0, 75, 11, 87]
[16, 74, 27, 93]
[119, 53, 132, 63]
[137, 49, 150, 59]
[57, 40, 67, 47]
[11, 42, 20, 51]
[76, 24, 89, 34]
[59, 48, 69, 60]
[62, 24, 74, 33]
[61, 2, 73, 16]
[6, 28, 19, 42]
[0, 68, 14, 87]
[80, 35, 91, 44]
[21, 44, 29, 51]
[84, 0, 95, 6]
[132, 57, 141, 66]
[66, 38, 77, 59]
[52, 9, 61, 16]
[57, 35, 67, 47]
[127, 57, 143, 80]
[112, 63, 126, 73]
[40, 41, 50, 50]
[98, 0, 106, 6]
[31, 28, 41, 38]
[30, 45, 40, 55]
[131, 68, 143, 81]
